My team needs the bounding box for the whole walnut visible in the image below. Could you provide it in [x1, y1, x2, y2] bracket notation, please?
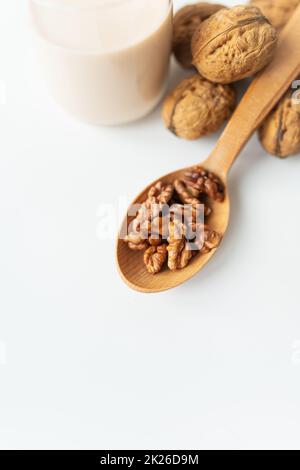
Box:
[191, 5, 278, 84]
[250, 0, 300, 30]
[259, 89, 300, 158]
[162, 75, 236, 140]
[173, 2, 226, 68]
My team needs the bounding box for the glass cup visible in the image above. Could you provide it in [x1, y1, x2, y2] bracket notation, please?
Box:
[29, 0, 173, 125]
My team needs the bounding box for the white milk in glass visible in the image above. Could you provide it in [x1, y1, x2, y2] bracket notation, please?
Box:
[30, 0, 173, 125]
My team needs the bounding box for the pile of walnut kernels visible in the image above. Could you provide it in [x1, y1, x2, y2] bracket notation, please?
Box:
[125, 167, 224, 275]
[163, 2, 300, 158]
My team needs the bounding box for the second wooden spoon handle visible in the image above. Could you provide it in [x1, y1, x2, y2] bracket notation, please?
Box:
[207, 5, 300, 178]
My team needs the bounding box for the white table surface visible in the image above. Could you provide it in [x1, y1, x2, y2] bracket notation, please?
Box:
[1, 0, 300, 450]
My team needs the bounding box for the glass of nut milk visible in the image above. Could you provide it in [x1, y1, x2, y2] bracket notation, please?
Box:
[29, 0, 173, 125]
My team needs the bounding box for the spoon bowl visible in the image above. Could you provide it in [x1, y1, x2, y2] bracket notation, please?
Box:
[116, 7, 300, 293]
[117, 162, 230, 293]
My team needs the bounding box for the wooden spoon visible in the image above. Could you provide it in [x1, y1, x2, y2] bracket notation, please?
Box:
[117, 6, 300, 293]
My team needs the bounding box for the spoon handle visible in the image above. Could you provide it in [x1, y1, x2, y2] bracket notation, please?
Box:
[206, 5, 300, 178]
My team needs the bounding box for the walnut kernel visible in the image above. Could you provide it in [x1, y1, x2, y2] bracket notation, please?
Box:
[174, 179, 202, 206]
[167, 221, 193, 271]
[147, 181, 174, 205]
[192, 5, 278, 83]
[144, 244, 168, 274]
[195, 227, 223, 254]
[124, 233, 149, 251]
[174, 179, 212, 217]
[183, 166, 225, 202]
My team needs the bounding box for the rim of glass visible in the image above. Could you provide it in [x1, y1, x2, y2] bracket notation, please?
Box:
[31, 0, 171, 11]
[30, 0, 173, 54]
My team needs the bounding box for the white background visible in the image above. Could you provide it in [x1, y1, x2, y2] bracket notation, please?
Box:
[1, 0, 300, 450]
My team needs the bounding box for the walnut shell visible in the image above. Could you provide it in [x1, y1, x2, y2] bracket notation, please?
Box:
[259, 89, 300, 158]
[191, 5, 278, 84]
[162, 75, 236, 140]
[250, 0, 300, 30]
[173, 2, 226, 68]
